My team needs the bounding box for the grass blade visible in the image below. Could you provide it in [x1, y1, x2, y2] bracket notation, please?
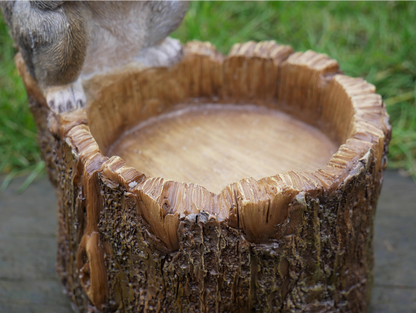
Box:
[17, 161, 45, 193]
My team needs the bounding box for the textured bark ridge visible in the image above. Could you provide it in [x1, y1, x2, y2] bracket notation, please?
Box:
[16, 41, 391, 312]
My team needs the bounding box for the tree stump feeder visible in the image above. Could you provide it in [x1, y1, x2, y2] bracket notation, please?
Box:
[16, 41, 391, 312]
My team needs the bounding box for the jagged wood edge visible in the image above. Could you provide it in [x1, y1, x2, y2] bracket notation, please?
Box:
[15, 40, 391, 250]
[77, 41, 390, 248]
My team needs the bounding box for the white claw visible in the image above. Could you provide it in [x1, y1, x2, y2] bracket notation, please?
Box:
[45, 80, 86, 114]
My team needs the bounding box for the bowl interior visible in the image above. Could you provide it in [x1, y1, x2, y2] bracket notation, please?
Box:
[86, 42, 357, 195]
[107, 103, 337, 194]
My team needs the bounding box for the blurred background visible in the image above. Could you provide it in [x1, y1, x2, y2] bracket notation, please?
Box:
[1, 2, 416, 312]
[0, 1, 415, 189]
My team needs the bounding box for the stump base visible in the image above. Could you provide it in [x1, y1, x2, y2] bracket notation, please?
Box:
[16, 41, 391, 312]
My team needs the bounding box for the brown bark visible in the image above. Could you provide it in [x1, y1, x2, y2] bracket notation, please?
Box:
[16, 41, 391, 312]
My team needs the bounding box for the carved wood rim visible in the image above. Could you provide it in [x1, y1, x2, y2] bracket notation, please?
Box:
[16, 41, 391, 252]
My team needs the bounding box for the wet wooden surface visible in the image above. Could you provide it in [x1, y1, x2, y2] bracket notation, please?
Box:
[0, 170, 415, 312]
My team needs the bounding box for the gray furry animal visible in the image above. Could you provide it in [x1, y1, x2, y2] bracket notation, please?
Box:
[1, 1, 189, 113]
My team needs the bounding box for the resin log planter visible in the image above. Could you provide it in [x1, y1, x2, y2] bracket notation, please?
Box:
[17, 41, 391, 312]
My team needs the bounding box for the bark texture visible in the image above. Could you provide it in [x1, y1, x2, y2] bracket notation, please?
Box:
[16, 41, 391, 312]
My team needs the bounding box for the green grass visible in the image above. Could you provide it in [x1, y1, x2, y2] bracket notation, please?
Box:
[1, 1, 415, 186]
[0, 14, 44, 190]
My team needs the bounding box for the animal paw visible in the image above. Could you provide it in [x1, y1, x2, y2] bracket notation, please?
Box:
[136, 37, 183, 67]
[45, 80, 86, 113]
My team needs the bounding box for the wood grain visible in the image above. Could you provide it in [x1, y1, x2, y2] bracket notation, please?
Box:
[109, 104, 337, 193]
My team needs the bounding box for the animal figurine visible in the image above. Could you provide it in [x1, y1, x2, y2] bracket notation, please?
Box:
[1, 1, 189, 113]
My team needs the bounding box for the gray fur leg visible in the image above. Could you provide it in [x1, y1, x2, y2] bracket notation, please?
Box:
[135, 37, 183, 68]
